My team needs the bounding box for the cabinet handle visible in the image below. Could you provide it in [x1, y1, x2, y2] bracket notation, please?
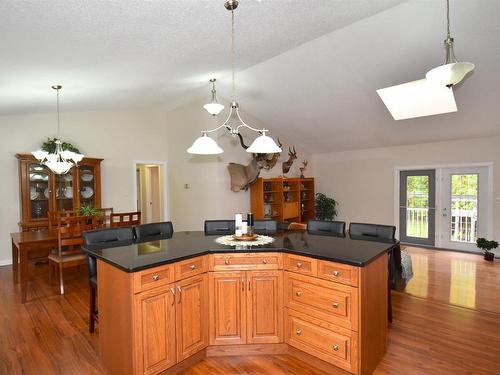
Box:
[170, 287, 175, 306]
[262, 259, 267, 264]
[242, 275, 245, 291]
[332, 302, 339, 309]
[177, 285, 182, 304]
[296, 329, 301, 336]
[296, 291, 302, 297]
[225, 260, 230, 265]
[332, 345, 339, 351]
[152, 274, 160, 281]
[248, 278, 251, 291]
[296, 262, 302, 268]
[190, 264, 196, 270]
[332, 270, 340, 277]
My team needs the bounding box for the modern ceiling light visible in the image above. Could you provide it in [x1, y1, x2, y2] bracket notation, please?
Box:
[31, 85, 84, 174]
[187, 0, 282, 155]
[203, 78, 225, 116]
[425, 0, 474, 88]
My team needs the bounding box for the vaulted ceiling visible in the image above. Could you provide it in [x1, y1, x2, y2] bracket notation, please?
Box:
[1, 0, 499, 152]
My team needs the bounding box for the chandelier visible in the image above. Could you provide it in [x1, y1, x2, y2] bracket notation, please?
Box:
[425, 0, 474, 87]
[188, 0, 282, 155]
[203, 78, 225, 116]
[31, 85, 84, 174]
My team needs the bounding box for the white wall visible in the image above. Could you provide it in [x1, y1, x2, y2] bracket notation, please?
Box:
[1, 108, 168, 264]
[164, 97, 310, 231]
[312, 136, 500, 241]
[1, 100, 308, 263]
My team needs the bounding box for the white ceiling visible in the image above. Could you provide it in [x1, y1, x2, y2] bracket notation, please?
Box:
[1, 0, 499, 152]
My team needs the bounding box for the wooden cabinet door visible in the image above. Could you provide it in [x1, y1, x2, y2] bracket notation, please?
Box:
[209, 271, 246, 345]
[134, 284, 177, 375]
[246, 270, 283, 344]
[176, 273, 209, 361]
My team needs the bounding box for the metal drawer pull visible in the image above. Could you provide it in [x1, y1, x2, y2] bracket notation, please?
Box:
[332, 302, 339, 308]
[333, 345, 339, 351]
[262, 259, 267, 264]
[296, 291, 302, 297]
[296, 330, 301, 336]
[332, 270, 340, 277]
[190, 264, 196, 270]
[152, 275, 161, 281]
[177, 285, 182, 304]
[170, 288, 175, 306]
[225, 260, 230, 265]
[296, 262, 302, 268]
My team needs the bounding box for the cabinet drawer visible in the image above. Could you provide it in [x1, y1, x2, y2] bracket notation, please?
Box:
[174, 256, 208, 281]
[317, 260, 359, 287]
[209, 253, 282, 271]
[285, 272, 358, 331]
[133, 264, 175, 294]
[283, 254, 317, 276]
[285, 309, 358, 374]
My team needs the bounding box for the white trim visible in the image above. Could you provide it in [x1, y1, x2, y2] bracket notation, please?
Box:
[132, 160, 169, 222]
[0, 259, 13, 267]
[394, 162, 493, 250]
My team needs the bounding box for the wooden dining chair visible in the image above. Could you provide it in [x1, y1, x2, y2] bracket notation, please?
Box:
[287, 222, 307, 231]
[48, 215, 97, 295]
[48, 210, 79, 229]
[110, 211, 141, 228]
[96, 207, 114, 228]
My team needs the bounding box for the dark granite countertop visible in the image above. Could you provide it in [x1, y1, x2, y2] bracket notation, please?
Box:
[84, 231, 398, 273]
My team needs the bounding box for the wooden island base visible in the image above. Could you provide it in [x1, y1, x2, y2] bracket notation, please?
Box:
[97, 250, 388, 375]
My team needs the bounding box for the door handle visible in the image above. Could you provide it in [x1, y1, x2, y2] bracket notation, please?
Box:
[242, 274, 245, 291]
[170, 287, 175, 306]
[177, 285, 182, 304]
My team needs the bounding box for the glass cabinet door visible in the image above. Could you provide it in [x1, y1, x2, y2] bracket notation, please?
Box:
[28, 163, 50, 220]
[79, 164, 97, 207]
[55, 171, 75, 211]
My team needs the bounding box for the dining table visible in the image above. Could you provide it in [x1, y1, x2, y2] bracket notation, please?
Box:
[11, 229, 60, 303]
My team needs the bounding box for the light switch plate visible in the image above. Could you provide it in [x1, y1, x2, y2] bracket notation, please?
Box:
[496, 197, 500, 204]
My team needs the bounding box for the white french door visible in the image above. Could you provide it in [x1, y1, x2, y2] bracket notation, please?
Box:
[438, 167, 490, 251]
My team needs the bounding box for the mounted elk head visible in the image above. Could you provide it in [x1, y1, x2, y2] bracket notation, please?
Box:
[227, 134, 282, 192]
[282, 146, 297, 174]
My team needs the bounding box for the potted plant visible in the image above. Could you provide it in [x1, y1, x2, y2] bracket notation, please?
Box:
[79, 204, 102, 224]
[315, 193, 338, 221]
[476, 237, 498, 261]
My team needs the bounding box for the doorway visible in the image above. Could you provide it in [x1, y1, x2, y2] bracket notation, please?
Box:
[135, 163, 165, 224]
[398, 165, 491, 252]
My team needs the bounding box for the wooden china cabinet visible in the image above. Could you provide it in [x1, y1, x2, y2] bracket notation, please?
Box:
[16, 153, 103, 231]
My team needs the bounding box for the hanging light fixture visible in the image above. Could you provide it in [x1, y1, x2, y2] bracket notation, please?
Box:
[203, 78, 225, 116]
[187, 0, 282, 155]
[425, 0, 474, 88]
[31, 85, 84, 174]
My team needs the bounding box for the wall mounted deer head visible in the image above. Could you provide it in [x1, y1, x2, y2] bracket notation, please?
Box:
[227, 134, 282, 192]
[282, 146, 297, 174]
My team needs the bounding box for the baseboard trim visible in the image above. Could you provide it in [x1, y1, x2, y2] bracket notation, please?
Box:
[0, 259, 13, 267]
[206, 343, 288, 357]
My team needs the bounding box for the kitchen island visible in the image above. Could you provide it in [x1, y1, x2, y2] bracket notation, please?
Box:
[85, 231, 397, 375]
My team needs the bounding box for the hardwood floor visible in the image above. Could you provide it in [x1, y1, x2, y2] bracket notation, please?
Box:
[1, 247, 500, 374]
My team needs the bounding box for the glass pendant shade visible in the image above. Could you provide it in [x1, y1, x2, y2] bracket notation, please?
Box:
[203, 102, 225, 116]
[31, 150, 48, 161]
[45, 161, 73, 175]
[425, 61, 475, 87]
[246, 133, 282, 154]
[187, 133, 223, 154]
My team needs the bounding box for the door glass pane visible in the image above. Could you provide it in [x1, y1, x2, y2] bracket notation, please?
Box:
[450, 174, 478, 243]
[406, 175, 429, 238]
[29, 163, 49, 219]
[56, 172, 74, 211]
[80, 165, 96, 207]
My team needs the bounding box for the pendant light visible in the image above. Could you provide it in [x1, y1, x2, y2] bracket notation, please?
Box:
[203, 78, 225, 116]
[31, 85, 84, 174]
[187, 0, 282, 155]
[425, 0, 474, 87]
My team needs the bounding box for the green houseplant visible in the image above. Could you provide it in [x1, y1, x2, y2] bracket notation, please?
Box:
[476, 238, 498, 261]
[315, 193, 338, 221]
[79, 204, 101, 218]
[41, 137, 81, 154]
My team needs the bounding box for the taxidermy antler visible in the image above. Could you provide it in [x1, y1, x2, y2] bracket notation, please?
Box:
[282, 146, 297, 174]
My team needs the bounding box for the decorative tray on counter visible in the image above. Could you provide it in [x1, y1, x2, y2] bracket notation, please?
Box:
[232, 234, 258, 241]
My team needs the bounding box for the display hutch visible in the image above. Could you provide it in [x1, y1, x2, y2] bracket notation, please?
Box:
[250, 177, 315, 223]
[16, 153, 103, 231]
